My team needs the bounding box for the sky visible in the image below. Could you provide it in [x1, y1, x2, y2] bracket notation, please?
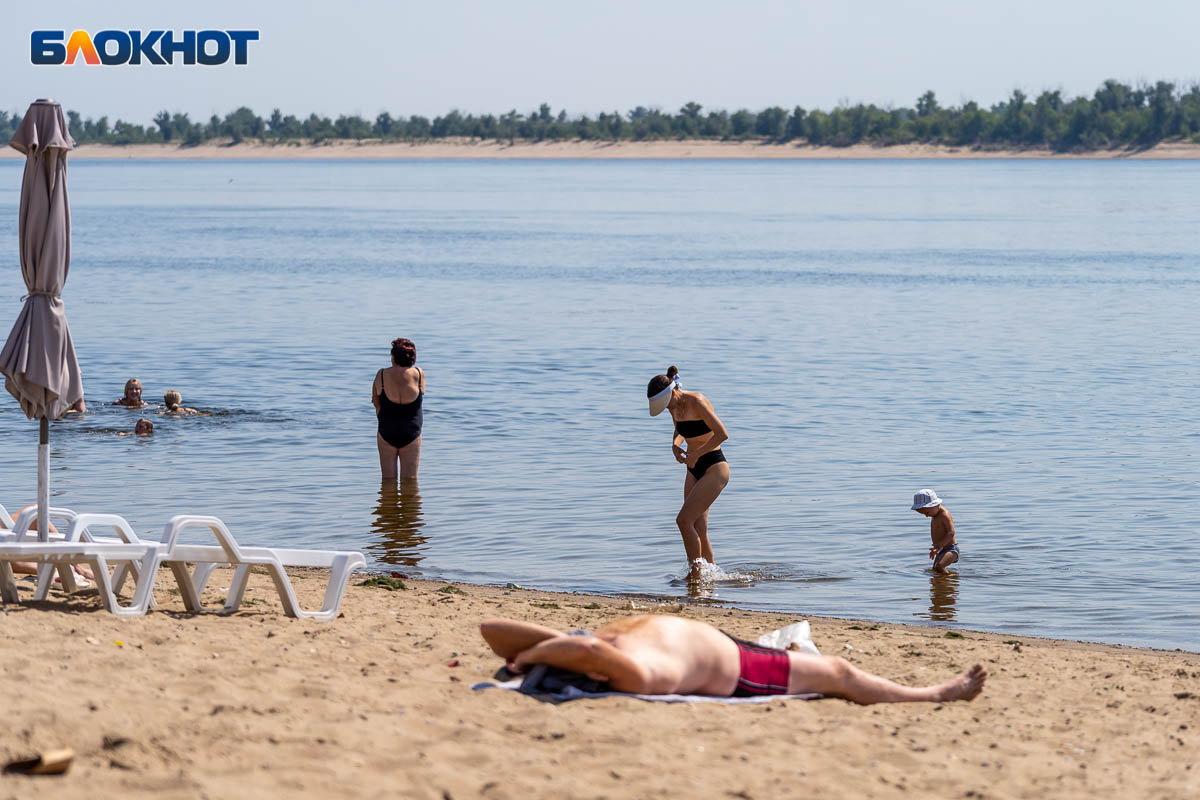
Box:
[3, 0, 1199, 125]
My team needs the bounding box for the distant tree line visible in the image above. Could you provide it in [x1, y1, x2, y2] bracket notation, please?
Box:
[2, 80, 1199, 152]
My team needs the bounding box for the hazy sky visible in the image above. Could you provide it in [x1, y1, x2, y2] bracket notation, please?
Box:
[4, 0, 1198, 124]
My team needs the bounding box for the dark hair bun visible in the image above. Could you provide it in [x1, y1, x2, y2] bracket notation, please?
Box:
[666, 365, 678, 379]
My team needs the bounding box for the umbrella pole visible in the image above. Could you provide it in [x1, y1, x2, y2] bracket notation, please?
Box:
[38, 417, 49, 542]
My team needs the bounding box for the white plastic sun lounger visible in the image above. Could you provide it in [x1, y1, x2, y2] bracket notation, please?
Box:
[153, 515, 366, 622]
[0, 514, 160, 617]
[0, 503, 84, 591]
[2, 506, 151, 598]
[0, 507, 365, 621]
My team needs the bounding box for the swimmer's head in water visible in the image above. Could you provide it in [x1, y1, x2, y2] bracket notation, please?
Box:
[647, 365, 679, 416]
[124, 378, 142, 397]
[134, 418, 153, 435]
[164, 390, 182, 409]
[391, 337, 417, 367]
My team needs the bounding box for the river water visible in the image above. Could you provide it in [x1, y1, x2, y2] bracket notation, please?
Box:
[0, 157, 1196, 650]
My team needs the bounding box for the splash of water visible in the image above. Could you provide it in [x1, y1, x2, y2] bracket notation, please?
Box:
[688, 559, 756, 585]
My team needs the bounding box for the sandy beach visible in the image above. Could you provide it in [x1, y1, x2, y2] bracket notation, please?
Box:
[3, 139, 1199, 160]
[0, 571, 1194, 799]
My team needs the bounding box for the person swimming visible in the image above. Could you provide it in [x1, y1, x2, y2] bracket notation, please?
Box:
[115, 378, 144, 408]
[117, 418, 153, 436]
[161, 390, 200, 415]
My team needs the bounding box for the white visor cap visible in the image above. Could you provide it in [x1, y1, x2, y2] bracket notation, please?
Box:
[648, 382, 674, 416]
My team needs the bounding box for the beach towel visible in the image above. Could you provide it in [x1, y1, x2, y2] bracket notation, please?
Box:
[472, 621, 823, 704]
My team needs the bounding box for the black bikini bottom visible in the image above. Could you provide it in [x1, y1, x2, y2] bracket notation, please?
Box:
[687, 450, 727, 481]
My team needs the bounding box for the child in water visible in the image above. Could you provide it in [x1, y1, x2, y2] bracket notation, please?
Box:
[118, 418, 154, 436]
[912, 489, 958, 573]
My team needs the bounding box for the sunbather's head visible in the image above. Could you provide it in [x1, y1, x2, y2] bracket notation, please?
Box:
[163, 390, 182, 410]
[134, 418, 153, 435]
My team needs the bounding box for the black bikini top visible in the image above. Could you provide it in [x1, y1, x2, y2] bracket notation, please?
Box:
[675, 417, 711, 438]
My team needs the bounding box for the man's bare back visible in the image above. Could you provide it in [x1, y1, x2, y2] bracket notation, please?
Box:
[481, 614, 986, 704]
[593, 615, 740, 695]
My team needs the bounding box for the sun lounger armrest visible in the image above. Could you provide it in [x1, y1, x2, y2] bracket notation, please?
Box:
[11, 506, 79, 537]
[63, 513, 142, 544]
[160, 515, 243, 561]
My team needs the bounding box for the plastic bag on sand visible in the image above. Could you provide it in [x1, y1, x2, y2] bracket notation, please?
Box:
[756, 621, 820, 655]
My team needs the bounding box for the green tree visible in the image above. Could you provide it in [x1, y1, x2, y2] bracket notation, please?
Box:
[785, 106, 807, 140]
[755, 106, 787, 139]
[730, 109, 755, 136]
[303, 113, 334, 142]
[916, 90, 939, 117]
[406, 115, 431, 139]
[805, 110, 829, 144]
[154, 110, 172, 141]
[268, 108, 286, 139]
[698, 110, 728, 138]
[66, 110, 83, 140]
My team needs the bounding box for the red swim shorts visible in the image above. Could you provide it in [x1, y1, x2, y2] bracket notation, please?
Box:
[726, 634, 791, 697]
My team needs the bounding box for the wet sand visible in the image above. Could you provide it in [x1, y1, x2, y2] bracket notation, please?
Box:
[1, 571, 1196, 798]
[3, 139, 1199, 160]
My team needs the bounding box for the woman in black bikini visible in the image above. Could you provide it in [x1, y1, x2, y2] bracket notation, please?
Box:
[372, 337, 425, 482]
[647, 365, 730, 580]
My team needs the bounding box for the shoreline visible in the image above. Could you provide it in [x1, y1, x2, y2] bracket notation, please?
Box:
[2, 571, 1196, 797]
[3, 138, 1200, 160]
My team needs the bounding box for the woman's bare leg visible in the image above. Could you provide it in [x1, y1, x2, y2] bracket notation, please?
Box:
[786, 652, 987, 704]
[397, 435, 421, 484]
[480, 618, 565, 661]
[377, 433, 399, 481]
[677, 463, 729, 577]
[695, 509, 714, 563]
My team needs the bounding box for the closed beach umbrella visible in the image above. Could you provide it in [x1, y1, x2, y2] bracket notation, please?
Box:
[0, 99, 83, 541]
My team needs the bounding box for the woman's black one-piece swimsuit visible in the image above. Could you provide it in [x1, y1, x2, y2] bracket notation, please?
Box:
[377, 368, 423, 448]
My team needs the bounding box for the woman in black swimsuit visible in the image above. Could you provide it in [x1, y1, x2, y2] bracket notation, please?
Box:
[372, 337, 425, 482]
[647, 365, 730, 580]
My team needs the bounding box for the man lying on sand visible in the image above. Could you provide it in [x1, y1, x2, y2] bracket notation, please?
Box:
[482, 614, 986, 704]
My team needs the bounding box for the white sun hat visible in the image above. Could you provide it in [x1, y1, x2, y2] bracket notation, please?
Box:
[911, 489, 942, 510]
[648, 380, 676, 416]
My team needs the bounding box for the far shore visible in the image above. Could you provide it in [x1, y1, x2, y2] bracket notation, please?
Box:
[4, 138, 1200, 160]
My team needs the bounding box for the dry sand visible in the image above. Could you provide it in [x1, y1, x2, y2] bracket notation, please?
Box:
[1, 570, 1196, 799]
[3, 139, 1199, 160]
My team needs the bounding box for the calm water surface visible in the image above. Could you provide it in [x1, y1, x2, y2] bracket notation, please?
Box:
[0, 158, 1196, 651]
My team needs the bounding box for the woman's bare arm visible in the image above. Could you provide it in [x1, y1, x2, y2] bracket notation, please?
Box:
[684, 394, 728, 464]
